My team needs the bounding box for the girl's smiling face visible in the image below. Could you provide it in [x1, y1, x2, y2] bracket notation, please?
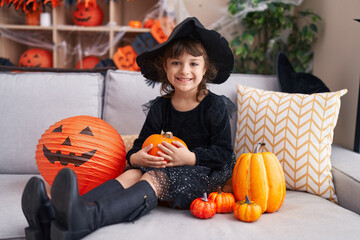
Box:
[164, 51, 207, 95]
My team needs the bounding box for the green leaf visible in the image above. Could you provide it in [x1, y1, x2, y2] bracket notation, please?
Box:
[309, 23, 318, 33]
[242, 32, 254, 44]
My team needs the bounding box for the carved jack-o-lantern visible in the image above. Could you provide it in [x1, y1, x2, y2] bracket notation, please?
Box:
[151, 17, 176, 44]
[76, 56, 101, 69]
[72, 2, 104, 27]
[18, 48, 53, 68]
[35, 115, 126, 195]
[113, 45, 140, 71]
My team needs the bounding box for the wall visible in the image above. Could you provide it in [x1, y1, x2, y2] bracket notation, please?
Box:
[186, 0, 360, 150]
[298, 0, 360, 150]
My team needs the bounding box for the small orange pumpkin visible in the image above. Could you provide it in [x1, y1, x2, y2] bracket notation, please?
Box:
[72, 2, 103, 27]
[142, 132, 187, 161]
[128, 20, 142, 28]
[232, 142, 286, 213]
[190, 193, 216, 219]
[18, 48, 53, 68]
[143, 18, 155, 28]
[233, 195, 262, 222]
[76, 56, 101, 69]
[208, 186, 235, 213]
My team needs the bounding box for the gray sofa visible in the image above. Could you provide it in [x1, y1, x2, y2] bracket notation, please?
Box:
[1, 70, 360, 240]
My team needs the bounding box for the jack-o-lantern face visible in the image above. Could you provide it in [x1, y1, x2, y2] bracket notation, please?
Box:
[113, 45, 140, 71]
[18, 48, 53, 68]
[151, 18, 176, 44]
[72, 2, 104, 27]
[36, 115, 126, 195]
[42, 124, 97, 167]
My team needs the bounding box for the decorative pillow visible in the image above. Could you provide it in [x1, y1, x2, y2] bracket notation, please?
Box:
[235, 84, 347, 202]
[122, 134, 139, 153]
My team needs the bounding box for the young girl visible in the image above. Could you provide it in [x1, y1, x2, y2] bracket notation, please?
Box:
[21, 17, 235, 240]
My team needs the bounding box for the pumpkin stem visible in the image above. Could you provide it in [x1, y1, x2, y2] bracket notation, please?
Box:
[201, 192, 209, 202]
[254, 142, 266, 153]
[245, 195, 251, 204]
[163, 131, 174, 139]
[217, 186, 222, 194]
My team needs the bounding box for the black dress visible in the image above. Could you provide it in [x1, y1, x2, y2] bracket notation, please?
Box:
[126, 91, 236, 209]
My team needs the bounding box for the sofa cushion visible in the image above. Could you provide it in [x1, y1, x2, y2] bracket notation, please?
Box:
[83, 191, 360, 240]
[234, 85, 347, 202]
[331, 145, 360, 214]
[103, 71, 280, 142]
[0, 72, 104, 174]
[2, 173, 360, 240]
[103, 70, 161, 136]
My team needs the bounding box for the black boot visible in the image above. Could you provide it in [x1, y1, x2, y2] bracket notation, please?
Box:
[22, 176, 124, 240]
[22, 177, 56, 240]
[50, 168, 158, 240]
[81, 179, 124, 202]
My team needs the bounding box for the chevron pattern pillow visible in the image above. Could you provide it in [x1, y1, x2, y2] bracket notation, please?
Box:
[234, 84, 347, 202]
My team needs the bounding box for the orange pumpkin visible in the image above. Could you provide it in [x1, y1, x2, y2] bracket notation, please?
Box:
[142, 132, 187, 161]
[151, 17, 176, 44]
[76, 56, 101, 69]
[208, 187, 236, 213]
[232, 142, 286, 213]
[35, 115, 126, 195]
[190, 193, 216, 219]
[72, 2, 103, 27]
[128, 20, 142, 28]
[144, 18, 155, 28]
[113, 45, 139, 71]
[233, 195, 262, 222]
[18, 48, 53, 68]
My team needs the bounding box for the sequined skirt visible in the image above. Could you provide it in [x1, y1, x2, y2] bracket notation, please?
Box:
[126, 153, 236, 209]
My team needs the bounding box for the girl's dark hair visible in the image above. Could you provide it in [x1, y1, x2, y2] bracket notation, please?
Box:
[154, 37, 218, 101]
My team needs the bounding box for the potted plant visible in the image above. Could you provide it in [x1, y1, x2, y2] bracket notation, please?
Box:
[228, 0, 321, 74]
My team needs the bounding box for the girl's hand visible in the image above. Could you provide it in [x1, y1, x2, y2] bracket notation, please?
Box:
[157, 141, 196, 167]
[130, 144, 168, 168]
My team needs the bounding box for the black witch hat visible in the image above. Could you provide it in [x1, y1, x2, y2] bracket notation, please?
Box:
[276, 52, 330, 94]
[136, 17, 234, 85]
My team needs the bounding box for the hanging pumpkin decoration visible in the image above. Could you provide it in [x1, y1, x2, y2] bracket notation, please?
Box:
[72, 2, 104, 27]
[142, 131, 187, 162]
[232, 142, 286, 213]
[18, 48, 53, 68]
[208, 186, 236, 213]
[190, 193, 216, 219]
[25, 9, 41, 25]
[35, 115, 126, 195]
[76, 56, 101, 69]
[151, 17, 176, 44]
[233, 195, 262, 222]
[113, 45, 140, 71]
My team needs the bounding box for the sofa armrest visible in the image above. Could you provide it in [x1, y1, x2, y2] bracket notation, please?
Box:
[331, 144, 360, 215]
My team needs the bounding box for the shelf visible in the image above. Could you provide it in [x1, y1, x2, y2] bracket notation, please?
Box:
[0, 0, 158, 69]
